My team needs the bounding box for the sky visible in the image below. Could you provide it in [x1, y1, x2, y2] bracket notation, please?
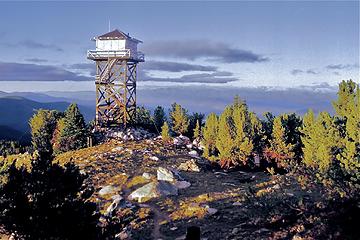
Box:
[0, 1, 359, 114]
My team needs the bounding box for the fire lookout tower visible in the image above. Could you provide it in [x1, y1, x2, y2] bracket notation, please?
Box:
[87, 29, 144, 127]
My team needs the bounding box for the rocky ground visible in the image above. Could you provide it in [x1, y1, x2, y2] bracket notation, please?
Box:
[2, 129, 358, 239]
[54, 130, 349, 240]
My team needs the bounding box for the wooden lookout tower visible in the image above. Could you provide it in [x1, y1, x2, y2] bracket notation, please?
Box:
[87, 29, 144, 127]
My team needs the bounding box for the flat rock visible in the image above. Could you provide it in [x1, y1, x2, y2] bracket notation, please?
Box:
[128, 181, 178, 203]
[157, 167, 176, 182]
[175, 180, 191, 189]
[99, 185, 118, 196]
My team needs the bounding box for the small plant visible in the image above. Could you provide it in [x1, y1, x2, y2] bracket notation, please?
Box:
[161, 122, 171, 143]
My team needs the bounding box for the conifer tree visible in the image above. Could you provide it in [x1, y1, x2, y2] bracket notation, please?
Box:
[232, 98, 253, 165]
[301, 111, 339, 172]
[193, 120, 201, 140]
[249, 112, 266, 156]
[169, 103, 189, 135]
[136, 106, 152, 127]
[161, 122, 171, 143]
[216, 106, 236, 168]
[58, 103, 87, 152]
[153, 106, 166, 132]
[332, 80, 360, 183]
[29, 109, 61, 155]
[265, 115, 295, 169]
[202, 113, 218, 158]
[186, 113, 204, 138]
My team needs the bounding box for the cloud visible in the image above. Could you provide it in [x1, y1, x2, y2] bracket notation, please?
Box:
[0, 62, 90, 81]
[306, 69, 319, 75]
[20, 40, 63, 52]
[325, 63, 359, 70]
[291, 68, 319, 75]
[139, 70, 238, 84]
[143, 40, 269, 63]
[291, 69, 303, 75]
[67, 63, 94, 70]
[25, 58, 49, 63]
[142, 60, 217, 72]
[2, 40, 63, 52]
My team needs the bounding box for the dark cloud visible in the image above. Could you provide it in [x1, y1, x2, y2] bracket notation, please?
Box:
[67, 63, 94, 70]
[291, 69, 303, 75]
[306, 69, 319, 75]
[143, 40, 268, 63]
[65, 63, 96, 76]
[0, 62, 90, 81]
[20, 40, 63, 52]
[325, 63, 359, 70]
[25, 58, 48, 63]
[142, 60, 217, 72]
[291, 68, 319, 75]
[139, 70, 238, 83]
[2, 40, 63, 52]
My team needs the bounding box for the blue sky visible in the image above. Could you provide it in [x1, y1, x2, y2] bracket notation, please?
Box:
[0, 1, 358, 93]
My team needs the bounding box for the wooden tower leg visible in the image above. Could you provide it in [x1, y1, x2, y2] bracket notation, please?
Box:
[95, 59, 137, 127]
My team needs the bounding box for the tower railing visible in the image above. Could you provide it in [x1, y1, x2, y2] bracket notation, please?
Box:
[87, 49, 144, 62]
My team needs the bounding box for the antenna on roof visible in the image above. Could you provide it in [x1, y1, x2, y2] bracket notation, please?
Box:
[108, 20, 111, 32]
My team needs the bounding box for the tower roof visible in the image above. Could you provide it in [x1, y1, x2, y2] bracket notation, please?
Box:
[95, 29, 142, 43]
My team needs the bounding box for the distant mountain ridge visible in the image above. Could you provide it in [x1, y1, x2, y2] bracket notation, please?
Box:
[0, 95, 94, 143]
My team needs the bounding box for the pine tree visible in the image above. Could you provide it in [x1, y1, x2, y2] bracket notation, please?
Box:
[29, 109, 61, 155]
[169, 103, 189, 135]
[153, 106, 166, 132]
[186, 113, 204, 139]
[265, 115, 295, 169]
[249, 112, 266, 156]
[134, 106, 152, 129]
[301, 111, 339, 172]
[202, 113, 218, 158]
[58, 103, 87, 152]
[193, 120, 201, 140]
[232, 98, 253, 165]
[161, 122, 171, 143]
[332, 80, 360, 183]
[216, 106, 236, 168]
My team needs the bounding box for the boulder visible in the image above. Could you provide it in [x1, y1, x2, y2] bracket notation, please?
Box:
[188, 150, 199, 158]
[99, 185, 118, 196]
[178, 159, 201, 172]
[157, 167, 183, 182]
[157, 167, 176, 182]
[128, 181, 178, 203]
[173, 135, 191, 147]
[142, 172, 153, 180]
[149, 156, 159, 161]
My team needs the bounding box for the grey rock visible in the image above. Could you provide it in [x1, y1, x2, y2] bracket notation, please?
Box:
[157, 167, 176, 182]
[142, 172, 153, 179]
[128, 181, 178, 203]
[175, 180, 191, 189]
[99, 185, 118, 196]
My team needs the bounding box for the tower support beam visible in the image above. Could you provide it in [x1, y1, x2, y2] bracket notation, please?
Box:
[95, 59, 137, 127]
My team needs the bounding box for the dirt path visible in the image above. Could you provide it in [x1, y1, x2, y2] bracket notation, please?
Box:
[140, 203, 170, 240]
